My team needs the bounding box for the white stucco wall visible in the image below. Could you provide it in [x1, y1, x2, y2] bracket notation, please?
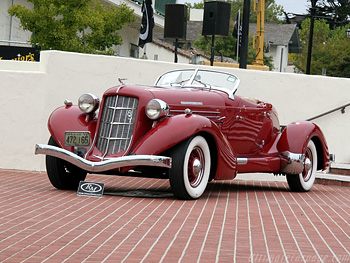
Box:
[140, 42, 193, 63]
[1, 50, 350, 172]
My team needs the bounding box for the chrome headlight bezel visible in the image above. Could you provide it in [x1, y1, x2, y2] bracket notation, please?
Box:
[145, 99, 169, 120]
[78, 93, 100, 114]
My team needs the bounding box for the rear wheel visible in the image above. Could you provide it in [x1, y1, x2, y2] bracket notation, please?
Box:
[46, 136, 87, 190]
[287, 140, 317, 192]
[169, 136, 211, 200]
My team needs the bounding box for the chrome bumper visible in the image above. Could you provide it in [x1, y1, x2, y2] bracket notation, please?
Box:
[280, 151, 305, 174]
[35, 144, 172, 173]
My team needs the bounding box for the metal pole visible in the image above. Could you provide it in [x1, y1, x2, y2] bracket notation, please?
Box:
[210, 35, 215, 66]
[9, 0, 15, 46]
[253, 0, 265, 66]
[174, 38, 178, 63]
[306, 0, 317, 75]
[239, 0, 250, 69]
[236, 9, 240, 62]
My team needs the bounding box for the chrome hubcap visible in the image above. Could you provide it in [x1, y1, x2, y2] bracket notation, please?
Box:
[303, 148, 313, 182]
[192, 158, 203, 177]
[188, 147, 205, 188]
[304, 158, 312, 173]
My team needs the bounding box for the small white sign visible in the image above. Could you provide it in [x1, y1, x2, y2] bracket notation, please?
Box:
[77, 181, 104, 198]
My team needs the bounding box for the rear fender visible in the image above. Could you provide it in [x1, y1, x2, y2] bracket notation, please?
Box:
[277, 121, 329, 170]
[132, 114, 237, 180]
[48, 105, 97, 151]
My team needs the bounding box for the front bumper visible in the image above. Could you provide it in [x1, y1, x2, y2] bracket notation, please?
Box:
[35, 144, 172, 173]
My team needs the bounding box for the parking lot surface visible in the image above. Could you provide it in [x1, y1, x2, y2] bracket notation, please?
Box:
[0, 169, 349, 262]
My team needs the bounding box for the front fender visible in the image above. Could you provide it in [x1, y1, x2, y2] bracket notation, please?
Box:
[48, 105, 97, 150]
[277, 121, 329, 170]
[132, 114, 237, 180]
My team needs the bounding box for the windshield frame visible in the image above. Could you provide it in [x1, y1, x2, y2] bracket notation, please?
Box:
[154, 68, 240, 100]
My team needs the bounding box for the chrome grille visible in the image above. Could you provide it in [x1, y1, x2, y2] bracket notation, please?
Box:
[96, 95, 138, 156]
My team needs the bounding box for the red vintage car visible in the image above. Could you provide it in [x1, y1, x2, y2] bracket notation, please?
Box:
[35, 68, 330, 199]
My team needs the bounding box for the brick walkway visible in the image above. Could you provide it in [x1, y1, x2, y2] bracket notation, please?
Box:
[0, 169, 350, 263]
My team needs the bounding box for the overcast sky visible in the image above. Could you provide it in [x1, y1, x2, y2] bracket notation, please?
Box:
[275, 0, 310, 14]
[177, 0, 311, 15]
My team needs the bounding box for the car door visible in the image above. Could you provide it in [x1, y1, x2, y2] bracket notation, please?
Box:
[227, 97, 273, 155]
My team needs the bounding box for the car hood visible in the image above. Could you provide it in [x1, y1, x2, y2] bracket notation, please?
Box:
[104, 84, 227, 112]
[146, 86, 226, 109]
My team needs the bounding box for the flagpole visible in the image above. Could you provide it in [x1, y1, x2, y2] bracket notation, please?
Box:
[236, 9, 240, 62]
[239, 0, 250, 69]
[210, 35, 215, 66]
[174, 38, 178, 63]
[141, 44, 148, 59]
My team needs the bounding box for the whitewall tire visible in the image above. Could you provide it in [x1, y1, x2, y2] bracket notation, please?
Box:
[287, 140, 317, 192]
[169, 136, 211, 200]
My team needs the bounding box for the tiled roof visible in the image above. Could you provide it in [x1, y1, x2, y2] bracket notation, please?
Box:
[186, 21, 299, 47]
[151, 38, 211, 60]
[249, 23, 298, 46]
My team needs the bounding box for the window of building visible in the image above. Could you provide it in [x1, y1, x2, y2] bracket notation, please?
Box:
[130, 43, 139, 58]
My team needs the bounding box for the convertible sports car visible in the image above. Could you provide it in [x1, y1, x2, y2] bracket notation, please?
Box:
[35, 68, 330, 199]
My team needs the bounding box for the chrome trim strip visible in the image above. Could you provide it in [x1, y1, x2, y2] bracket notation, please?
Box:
[169, 110, 221, 120]
[35, 144, 172, 172]
[170, 110, 219, 114]
[180, 101, 203, 105]
[237, 158, 248, 165]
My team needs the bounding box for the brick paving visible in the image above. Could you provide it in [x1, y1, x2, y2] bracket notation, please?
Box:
[0, 169, 350, 263]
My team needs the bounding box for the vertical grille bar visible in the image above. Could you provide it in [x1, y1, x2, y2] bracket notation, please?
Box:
[96, 95, 138, 156]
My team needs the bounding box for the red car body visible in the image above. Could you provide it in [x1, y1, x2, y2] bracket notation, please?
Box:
[36, 69, 330, 199]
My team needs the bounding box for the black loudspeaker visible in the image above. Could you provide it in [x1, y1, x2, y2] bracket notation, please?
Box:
[202, 1, 231, 36]
[164, 4, 188, 39]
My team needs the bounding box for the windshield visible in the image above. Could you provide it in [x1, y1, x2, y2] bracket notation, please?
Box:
[155, 69, 240, 98]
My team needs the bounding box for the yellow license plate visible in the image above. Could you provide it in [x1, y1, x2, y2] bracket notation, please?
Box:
[65, 131, 90, 146]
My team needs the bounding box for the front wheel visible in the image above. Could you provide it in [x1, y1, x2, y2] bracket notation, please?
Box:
[46, 136, 87, 190]
[287, 140, 317, 192]
[169, 135, 211, 200]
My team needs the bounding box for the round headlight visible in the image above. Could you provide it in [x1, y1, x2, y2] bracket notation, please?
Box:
[145, 99, 169, 120]
[78, 93, 100, 114]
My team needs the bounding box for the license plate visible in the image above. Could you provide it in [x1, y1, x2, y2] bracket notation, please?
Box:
[65, 131, 90, 146]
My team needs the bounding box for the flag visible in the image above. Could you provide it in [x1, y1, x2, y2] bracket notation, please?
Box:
[139, 0, 154, 48]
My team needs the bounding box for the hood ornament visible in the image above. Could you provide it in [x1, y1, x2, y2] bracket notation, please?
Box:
[118, 78, 127, 85]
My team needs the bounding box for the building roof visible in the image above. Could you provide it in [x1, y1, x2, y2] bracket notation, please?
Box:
[185, 22, 301, 53]
[186, 22, 299, 46]
[151, 38, 211, 60]
[249, 23, 299, 46]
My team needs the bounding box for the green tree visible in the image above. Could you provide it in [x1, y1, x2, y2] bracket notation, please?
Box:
[189, 0, 281, 69]
[185, 2, 203, 9]
[314, 0, 350, 29]
[290, 18, 350, 77]
[193, 34, 274, 69]
[8, 0, 136, 55]
[187, 0, 284, 24]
